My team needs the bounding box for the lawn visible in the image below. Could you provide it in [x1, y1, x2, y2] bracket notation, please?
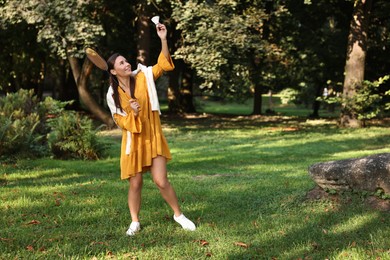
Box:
[1, 100, 390, 259]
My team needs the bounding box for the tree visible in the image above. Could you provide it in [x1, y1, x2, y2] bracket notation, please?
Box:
[0, 21, 45, 95]
[285, 0, 352, 117]
[340, 0, 373, 127]
[0, 0, 115, 128]
[171, 0, 293, 115]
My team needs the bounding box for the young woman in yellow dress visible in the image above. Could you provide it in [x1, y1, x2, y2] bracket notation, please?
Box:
[106, 22, 196, 236]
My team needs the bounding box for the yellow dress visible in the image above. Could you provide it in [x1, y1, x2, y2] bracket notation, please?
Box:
[112, 52, 174, 179]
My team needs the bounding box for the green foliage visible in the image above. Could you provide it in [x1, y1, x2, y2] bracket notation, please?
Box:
[374, 188, 390, 200]
[342, 75, 390, 121]
[0, 89, 46, 157]
[171, 0, 293, 100]
[279, 88, 300, 105]
[0, 89, 103, 160]
[0, 0, 105, 59]
[47, 111, 103, 160]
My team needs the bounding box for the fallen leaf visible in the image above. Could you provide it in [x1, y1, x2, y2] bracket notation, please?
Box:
[205, 252, 212, 257]
[234, 242, 249, 248]
[26, 245, 34, 251]
[27, 220, 40, 225]
[195, 240, 209, 247]
[55, 198, 61, 206]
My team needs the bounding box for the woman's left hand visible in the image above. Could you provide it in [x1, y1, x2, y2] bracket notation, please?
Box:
[156, 23, 167, 40]
[129, 99, 141, 116]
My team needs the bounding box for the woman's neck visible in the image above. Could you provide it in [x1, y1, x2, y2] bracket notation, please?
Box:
[117, 76, 131, 91]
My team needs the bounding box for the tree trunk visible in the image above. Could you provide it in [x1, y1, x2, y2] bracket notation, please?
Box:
[67, 53, 115, 128]
[168, 59, 196, 113]
[168, 19, 195, 114]
[136, 11, 150, 65]
[310, 83, 323, 118]
[251, 1, 273, 115]
[251, 56, 262, 115]
[168, 60, 181, 113]
[340, 0, 372, 127]
[180, 63, 196, 113]
[252, 83, 263, 115]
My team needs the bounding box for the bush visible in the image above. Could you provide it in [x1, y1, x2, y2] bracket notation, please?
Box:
[0, 89, 104, 160]
[279, 88, 300, 105]
[47, 111, 104, 160]
[325, 75, 390, 123]
[0, 89, 46, 158]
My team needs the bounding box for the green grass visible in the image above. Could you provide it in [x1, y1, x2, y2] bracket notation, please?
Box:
[1, 101, 390, 259]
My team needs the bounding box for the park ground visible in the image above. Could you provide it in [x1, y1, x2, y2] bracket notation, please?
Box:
[1, 98, 390, 259]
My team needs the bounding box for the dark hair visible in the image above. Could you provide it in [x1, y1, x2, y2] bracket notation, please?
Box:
[107, 53, 136, 112]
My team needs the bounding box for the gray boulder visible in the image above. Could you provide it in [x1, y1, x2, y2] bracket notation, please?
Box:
[308, 153, 390, 194]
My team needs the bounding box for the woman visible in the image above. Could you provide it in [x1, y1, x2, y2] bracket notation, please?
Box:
[106, 22, 196, 236]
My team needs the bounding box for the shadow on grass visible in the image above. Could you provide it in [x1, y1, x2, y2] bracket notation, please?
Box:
[225, 200, 390, 259]
[161, 113, 390, 131]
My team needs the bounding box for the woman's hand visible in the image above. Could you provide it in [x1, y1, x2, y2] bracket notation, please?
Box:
[156, 23, 167, 40]
[129, 99, 141, 116]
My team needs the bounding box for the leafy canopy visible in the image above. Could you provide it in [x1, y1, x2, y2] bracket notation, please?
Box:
[0, 0, 105, 59]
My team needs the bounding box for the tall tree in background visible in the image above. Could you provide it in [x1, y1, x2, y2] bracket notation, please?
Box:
[286, 0, 352, 117]
[0, 21, 45, 95]
[340, 0, 373, 127]
[167, 16, 196, 114]
[171, 0, 292, 115]
[0, 0, 115, 127]
[135, 1, 152, 65]
[150, 1, 196, 114]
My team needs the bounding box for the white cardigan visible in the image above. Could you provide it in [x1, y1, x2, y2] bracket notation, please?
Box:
[106, 64, 160, 155]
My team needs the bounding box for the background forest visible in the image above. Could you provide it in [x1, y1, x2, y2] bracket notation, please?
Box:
[1, 0, 389, 128]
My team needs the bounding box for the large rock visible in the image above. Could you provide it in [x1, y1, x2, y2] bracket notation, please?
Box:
[308, 153, 390, 194]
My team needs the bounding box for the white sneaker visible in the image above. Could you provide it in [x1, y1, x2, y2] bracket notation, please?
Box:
[126, 221, 141, 236]
[173, 214, 196, 231]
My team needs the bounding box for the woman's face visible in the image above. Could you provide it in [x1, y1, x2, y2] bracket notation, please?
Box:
[111, 56, 132, 78]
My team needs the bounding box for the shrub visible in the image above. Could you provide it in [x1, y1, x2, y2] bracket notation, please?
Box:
[322, 75, 390, 123]
[279, 88, 300, 105]
[0, 89, 46, 158]
[47, 111, 104, 160]
[0, 89, 104, 160]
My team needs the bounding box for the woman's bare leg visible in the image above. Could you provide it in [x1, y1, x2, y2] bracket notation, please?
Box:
[128, 173, 143, 222]
[150, 156, 181, 217]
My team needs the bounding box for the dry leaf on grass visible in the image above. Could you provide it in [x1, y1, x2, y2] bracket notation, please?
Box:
[194, 239, 209, 246]
[26, 220, 40, 225]
[234, 242, 249, 248]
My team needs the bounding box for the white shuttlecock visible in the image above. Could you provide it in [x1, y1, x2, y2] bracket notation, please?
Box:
[151, 16, 160, 25]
